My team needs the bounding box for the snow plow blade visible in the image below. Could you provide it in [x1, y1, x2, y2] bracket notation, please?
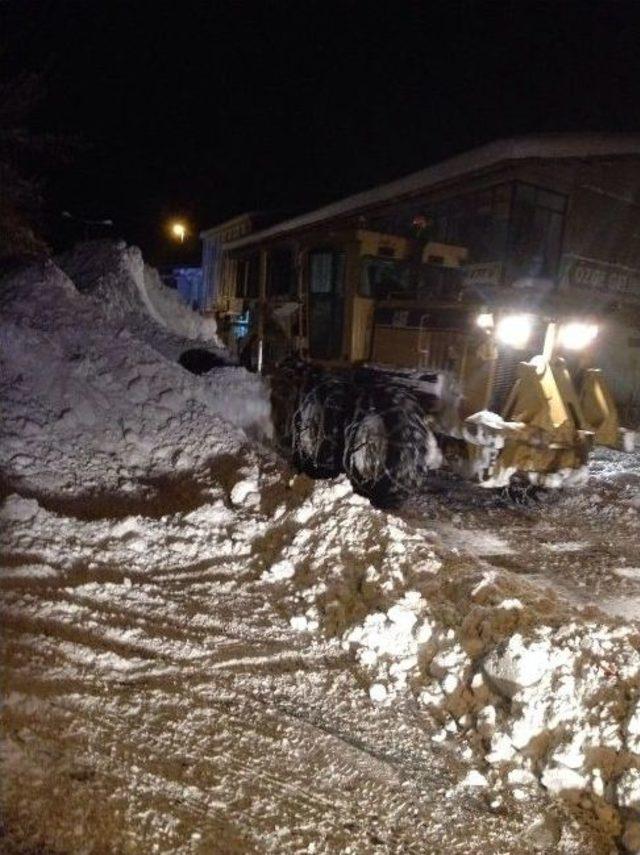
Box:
[463, 357, 593, 487]
[462, 355, 635, 486]
[580, 368, 636, 451]
[501, 357, 582, 442]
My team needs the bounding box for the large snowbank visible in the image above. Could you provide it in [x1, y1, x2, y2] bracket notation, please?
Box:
[260, 476, 640, 851]
[57, 240, 220, 356]
[0, 255, 271, 497]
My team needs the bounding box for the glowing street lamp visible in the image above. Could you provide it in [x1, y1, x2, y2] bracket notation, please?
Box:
[170, 221, 187, 243]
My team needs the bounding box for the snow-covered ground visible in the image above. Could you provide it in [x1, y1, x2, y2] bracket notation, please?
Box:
[2, 242, 640, 853]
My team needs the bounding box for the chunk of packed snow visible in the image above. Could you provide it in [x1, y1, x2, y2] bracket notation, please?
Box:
[460, 770, 489, 788]
[541, 767, 588, 795]
[262, 560, 296, 582]
[230, 479, 260, 507]
[482, 634, 550, 697]
[369, 683, 387, 703]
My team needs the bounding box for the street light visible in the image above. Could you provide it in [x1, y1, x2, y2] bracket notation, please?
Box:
[170, 221, 187, 243]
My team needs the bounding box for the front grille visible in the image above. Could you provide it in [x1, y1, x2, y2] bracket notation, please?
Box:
[490, 350, 522, 413]
[490, 321, 546, 414]
[418, 330, 466, 373]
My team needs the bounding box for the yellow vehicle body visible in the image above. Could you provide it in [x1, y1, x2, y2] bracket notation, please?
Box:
[230, 228, 631, 492]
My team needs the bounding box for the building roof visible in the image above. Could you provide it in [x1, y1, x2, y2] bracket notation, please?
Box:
[199, 212, 261, 241]
[223, 133, 640, 251]
[200, 209, 299, 241]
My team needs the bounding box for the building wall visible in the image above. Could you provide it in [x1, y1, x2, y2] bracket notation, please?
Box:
[204, 155, 640, 421]
[201, 215, 255, 311]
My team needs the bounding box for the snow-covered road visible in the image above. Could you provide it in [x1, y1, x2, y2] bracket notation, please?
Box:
[2, 243, 640, 853]
[4, 460, 640, 853]
[1, 468, 557, 854]
[403, 448, 640, 622]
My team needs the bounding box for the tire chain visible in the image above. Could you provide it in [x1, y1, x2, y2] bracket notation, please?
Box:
[276, 361, 435, 505]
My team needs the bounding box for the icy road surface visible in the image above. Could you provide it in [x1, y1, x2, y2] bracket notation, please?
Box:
[3, 248, 640, 853]
[404, 448, 640, 622]
[3, 459, 640, 853]
[1, 469, 555, 854]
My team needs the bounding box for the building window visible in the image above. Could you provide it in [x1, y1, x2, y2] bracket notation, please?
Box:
[308, 249, 345, 360]
[436, 185, 512, 264]
[508, 183, 566, 280]
[360, 257, 412, 298]
[367, 184, 511, 268]
[235, 255, 259, 299]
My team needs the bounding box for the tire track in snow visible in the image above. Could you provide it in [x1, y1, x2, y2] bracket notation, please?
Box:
[43, 685, 436, 853]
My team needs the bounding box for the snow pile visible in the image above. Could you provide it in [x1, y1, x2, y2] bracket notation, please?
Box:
[0, 259, 271, 496]
[58, 240, 220, 356]
[264, 477, 640, 850]
[260, 477, 441, 636]
[363, 590, 640, 847]
[3, 473, 566, 854]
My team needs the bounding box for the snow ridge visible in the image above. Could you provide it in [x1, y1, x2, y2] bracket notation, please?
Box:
[58, 239, 220, 354]
[265, 478, 640, 851]
[0, 251, 271, 497]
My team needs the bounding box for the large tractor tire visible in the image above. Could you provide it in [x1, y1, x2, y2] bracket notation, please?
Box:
[292, 375, 352, 478]
[343, 386, 440, 507]
[271, 359, 315, 454]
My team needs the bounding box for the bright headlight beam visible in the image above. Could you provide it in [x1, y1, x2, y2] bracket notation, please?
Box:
[476, 312, 494, 330]
[495, 314, 533, 348]
[558, 322, 598, 350]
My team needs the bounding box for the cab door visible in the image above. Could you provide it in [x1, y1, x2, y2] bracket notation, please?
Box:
[307, 249, 346, 360]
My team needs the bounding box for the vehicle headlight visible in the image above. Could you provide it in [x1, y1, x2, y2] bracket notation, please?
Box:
[558, 322, 598, 350]
[476, 312, 494, 330]
[495, 314, 533, 348]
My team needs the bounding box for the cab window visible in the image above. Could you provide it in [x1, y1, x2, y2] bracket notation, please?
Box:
[360, 257, 411, 298]
[267, 248, 295, 297]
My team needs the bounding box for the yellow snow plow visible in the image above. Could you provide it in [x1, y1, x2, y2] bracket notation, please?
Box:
[236, 228, 634, 504]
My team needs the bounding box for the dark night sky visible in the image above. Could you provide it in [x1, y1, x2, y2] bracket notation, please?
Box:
[2, 0, 640, 265]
